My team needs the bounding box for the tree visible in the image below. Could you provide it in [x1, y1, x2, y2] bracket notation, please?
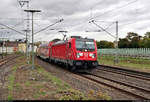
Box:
[126, 32, 139, 41]
[144, 32, 150, 38]
[96, 41, 100, 49]
[126, 32, 142, 48]
[118, 38, 129, 48]
[35, 41, 42, 47]
[140, 32, 150, 48]
[96, 40, 114, 48]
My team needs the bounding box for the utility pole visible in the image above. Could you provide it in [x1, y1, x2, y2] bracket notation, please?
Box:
[114, 21, 119, 64]
[90, 20, 119, 64]
[1, 38, 7, 59]
[2, 39, 4, 59]
[24, 9, 41, 69]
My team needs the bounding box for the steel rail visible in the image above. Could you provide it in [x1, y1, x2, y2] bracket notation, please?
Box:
[98, 64, 150, 78]
[79, 74, 150, 100]
[0, 55, 20, 67]
[97, 67, 150, 81]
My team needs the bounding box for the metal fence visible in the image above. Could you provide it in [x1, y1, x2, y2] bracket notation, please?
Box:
[98, 48, 150, 59]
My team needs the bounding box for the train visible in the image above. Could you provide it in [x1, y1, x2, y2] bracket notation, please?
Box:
[36, 36, 98, 71]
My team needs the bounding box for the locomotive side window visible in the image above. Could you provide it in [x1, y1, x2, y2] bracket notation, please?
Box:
[69, 42, 71, 48]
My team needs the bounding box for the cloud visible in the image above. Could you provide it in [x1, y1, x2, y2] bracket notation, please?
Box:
[0, 0, 149, 42]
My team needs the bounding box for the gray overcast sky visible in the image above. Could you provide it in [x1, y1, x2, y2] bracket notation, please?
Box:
[0, 0, 150, 42]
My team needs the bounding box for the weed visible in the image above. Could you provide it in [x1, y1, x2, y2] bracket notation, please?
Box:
[25, 81, 31, 87]
[15, 83, 22, 92]
[35, 85, 44, 89]
[58, 89, 87, 100]
[87, 90, 111, 100]
[8, 95, 13, 100]
[15, 52, 24, 55]
[8, 66, 18, 100]
[96, 91, 111, 100]
[39, 91, 46, 96]
[87, 89, 95, 99]
[36, 64, 71, 91]
[33, 94, 40, 99]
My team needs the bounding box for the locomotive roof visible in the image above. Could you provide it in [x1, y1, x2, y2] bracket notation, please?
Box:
[50, 37, 95, 46]
[74, 38, 94, 42]
[52, 40, 67, 46]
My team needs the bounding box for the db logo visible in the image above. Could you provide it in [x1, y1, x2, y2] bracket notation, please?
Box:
[84, 53, 88, 58]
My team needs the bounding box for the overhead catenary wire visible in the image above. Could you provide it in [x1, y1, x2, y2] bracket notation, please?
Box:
[12, 20, 25, 29]
[92, 21, 116, 31]
[0, 18, 24, 20]
[0, 23, 25, 36]
[104, 22, 116, 30]
[56, 0, 138, 32]
[92, 0, 138, 19]
[34, 19, 64, 35]
[69, 0, 138, 32]
[90, 20, 116, 38]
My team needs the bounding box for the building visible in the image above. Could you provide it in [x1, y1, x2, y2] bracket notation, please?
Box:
[0, 41, 38, 54]
[0, 41, 25, 54]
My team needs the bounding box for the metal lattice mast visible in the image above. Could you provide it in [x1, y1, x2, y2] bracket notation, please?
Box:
[18, 0, 30, 63]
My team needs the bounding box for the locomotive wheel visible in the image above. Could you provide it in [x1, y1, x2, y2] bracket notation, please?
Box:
[70, 66, 76, 72]
[65, 63, 69, 69]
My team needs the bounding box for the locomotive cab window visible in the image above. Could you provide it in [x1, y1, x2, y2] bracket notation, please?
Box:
[76, 40, 95, 51]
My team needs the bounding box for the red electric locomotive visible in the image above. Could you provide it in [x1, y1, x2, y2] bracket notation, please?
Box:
[37, 36, 98, 71]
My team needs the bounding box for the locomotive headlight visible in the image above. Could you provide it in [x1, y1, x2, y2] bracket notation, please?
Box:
[89, 53, 95, 58]
[79, 53, 83, 56]
[76, 53, 83, 58]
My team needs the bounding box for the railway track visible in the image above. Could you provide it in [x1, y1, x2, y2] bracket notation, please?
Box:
[0, 55, 20, 67]
[75, 65, 150, 100]
[98, 64, 150, 81]
[78, 73, 150, 100]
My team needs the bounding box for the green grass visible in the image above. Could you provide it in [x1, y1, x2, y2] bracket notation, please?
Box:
[15, 52, 24, 55]
[7, 56, 26, 100]
[98, 55, 150, 70]
[35, 64, 71, 91]
[9, 55, 111, 100]
[35, 84, 44, 89]
[8, 66, 18, 100]
[8, 95, 13, 100]
[25, 81, 31, 87]
[14, 83, 22, 92]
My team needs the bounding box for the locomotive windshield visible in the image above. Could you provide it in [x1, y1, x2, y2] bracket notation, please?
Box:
[76, 40, 95, 51]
